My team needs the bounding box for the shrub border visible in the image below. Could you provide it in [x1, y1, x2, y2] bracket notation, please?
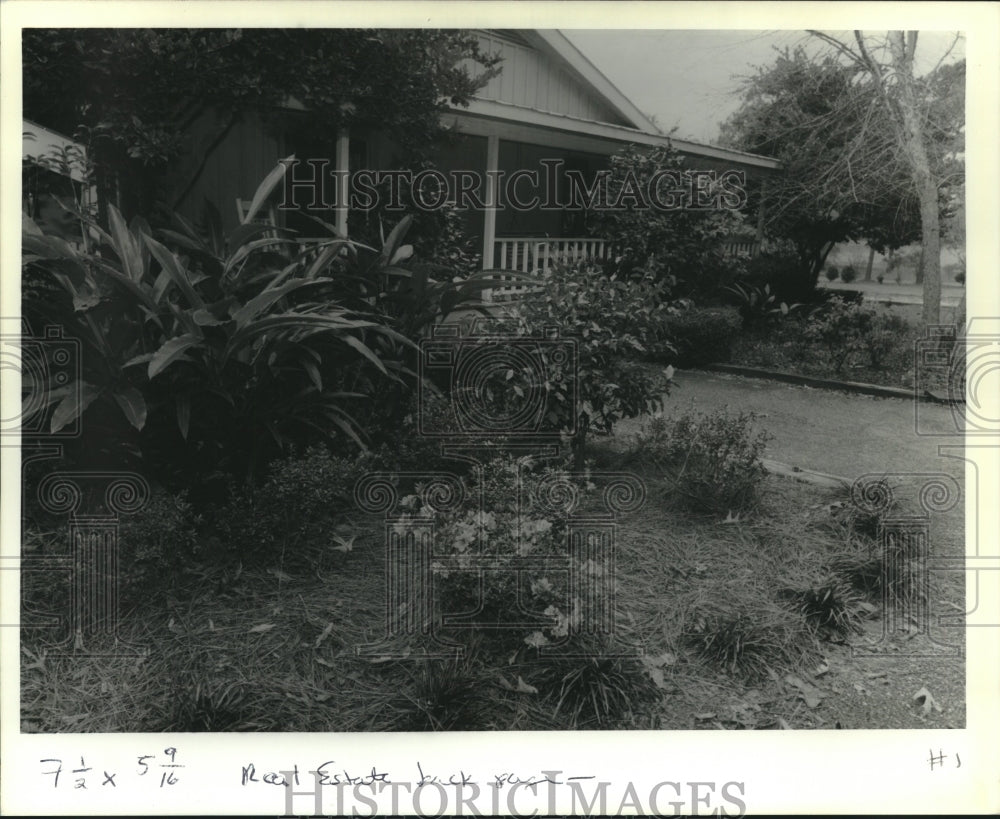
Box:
[701, 363, 963, 404]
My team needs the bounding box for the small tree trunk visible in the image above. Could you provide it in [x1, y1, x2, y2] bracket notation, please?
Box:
[887, 31, 941, 326]
[915, 245, 925, 285]
[865, 245, 875, 281]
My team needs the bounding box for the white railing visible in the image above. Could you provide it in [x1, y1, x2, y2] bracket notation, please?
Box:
[724, 240, 759, 258]
[486, 237, 614, 302]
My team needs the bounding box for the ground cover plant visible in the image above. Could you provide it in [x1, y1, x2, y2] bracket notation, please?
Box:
[21, 422, 958, 732]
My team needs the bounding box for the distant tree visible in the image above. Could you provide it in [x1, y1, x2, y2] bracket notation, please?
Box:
[808, 31, 965, 324]
[720, 41, 964, 315]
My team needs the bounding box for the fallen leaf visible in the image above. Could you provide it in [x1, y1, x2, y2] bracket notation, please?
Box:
[641, 651, 678, 669]
[498, 674, 538, 694]
[813, 661, 830, 677]
[314, 692, 332, 703]
[315, 657, 335, 668]
[332, 534, 356, 553]
[721, 510, 742, 524]
[647, 667, 668, 690]
[515, 676, 538, 694]
[694, 712, 716, 721]
[912, 686, 943, 715]
[778, 717, 792, 730]
[267, 567, 293, 582]
[248, 623, 276, 633]
[314, 622, 335, 649]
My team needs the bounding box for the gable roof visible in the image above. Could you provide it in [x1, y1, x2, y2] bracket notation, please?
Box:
[455, 29, 780, 172]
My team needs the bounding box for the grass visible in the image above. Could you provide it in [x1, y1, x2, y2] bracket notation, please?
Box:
[22, 445, 937, 732]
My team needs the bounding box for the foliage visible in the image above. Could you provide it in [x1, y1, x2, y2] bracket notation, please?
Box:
[23, 29, 502, 219]
[825, 265, 839, 281]
[393, 454, 587, 659]
[117, 490, 201, 603]
[21, 165, 398, 487]
[508, 259, 674, 466]
[654, 306, 742, 367]
[724, 282, 799, 329]
[589, 143, 746, 288]
[737, 248, 819, 304]
[804, 298, 911, 372]
[212, 445, 374, 563]
[839, 264, 857, 283]
[21, 160, 511, 490]
[720, 44, 964, 294]
[632, 409, 771, 514]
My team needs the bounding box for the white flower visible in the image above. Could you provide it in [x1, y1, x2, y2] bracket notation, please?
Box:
[524, 631, 550, 648]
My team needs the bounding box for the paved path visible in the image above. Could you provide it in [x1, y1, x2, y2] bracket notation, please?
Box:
[617, 369, 965, 482]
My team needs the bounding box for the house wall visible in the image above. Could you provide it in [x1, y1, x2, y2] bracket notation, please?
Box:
[175, 108, 284, 234]
[465, 31, 631, 127]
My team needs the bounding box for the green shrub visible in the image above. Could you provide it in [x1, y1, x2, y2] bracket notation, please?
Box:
[739, 251, 815, 304]
[632, 409, 771, 514]
[840, 264, 858, 283]
[655, 306, 742, 367]
[824, 265, 839, 281]
[213, 445, 373, 563]
[510, 260, 674, 467]
[117, 490, 201, 602]
[805, 298, 911, 373]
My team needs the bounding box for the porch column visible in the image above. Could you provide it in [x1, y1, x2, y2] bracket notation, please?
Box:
[754, 177, 767, 257]
[481, 134, 499, 269]
[335, 127, 349, 237]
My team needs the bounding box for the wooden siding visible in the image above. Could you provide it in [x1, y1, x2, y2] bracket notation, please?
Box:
[463, 32, 631, 127]
[176, 109, 283, 234]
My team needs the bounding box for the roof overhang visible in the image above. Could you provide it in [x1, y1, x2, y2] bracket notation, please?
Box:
[446, 100, 781, 173]
[22, 119, 89, 183]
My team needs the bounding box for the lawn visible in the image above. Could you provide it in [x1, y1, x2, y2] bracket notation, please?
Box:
[21, 420, 965, 733]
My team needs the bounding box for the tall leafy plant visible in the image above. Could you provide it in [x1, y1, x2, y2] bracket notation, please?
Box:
[22, 163, 404, 487]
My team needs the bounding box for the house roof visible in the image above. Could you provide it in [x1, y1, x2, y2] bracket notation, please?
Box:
[454, 30, 780, 173]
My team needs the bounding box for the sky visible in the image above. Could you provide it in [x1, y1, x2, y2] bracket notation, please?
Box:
[563, 30, 965, 146]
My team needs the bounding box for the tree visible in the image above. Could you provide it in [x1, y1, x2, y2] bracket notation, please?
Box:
[23, 29, 501, 222]
[807, 31, 965, 325]
[720, 41, 964, 311]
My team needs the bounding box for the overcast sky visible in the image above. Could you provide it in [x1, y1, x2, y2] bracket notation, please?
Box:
[562, 30, 965, 145]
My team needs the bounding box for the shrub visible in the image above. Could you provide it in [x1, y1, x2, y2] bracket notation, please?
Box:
[682, 602, 810, 679]
[213, 445, 374, 564]
[510, 260, 674, 467]
[117, 490, 201, 603]
[805, 299, 910, 372]
[632, 409, 771, 514]
[955, 270, 965, 284]
[840, 264, 858, 283]
[825, 265, 839, 281]
[655, 306, 742, 367]
[589, 143, 745, 286]
[739, 251, 815, 304]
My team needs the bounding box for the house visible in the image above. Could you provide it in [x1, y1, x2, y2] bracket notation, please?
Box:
[25, 30, 780, 276]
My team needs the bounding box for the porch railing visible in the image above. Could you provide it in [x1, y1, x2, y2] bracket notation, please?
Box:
[486, 237, 615, 302]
